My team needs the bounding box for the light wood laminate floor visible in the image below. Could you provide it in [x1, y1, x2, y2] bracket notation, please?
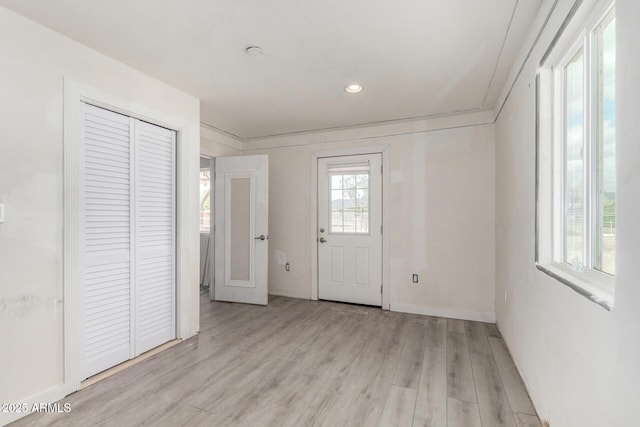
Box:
[11, 291, 540, 427]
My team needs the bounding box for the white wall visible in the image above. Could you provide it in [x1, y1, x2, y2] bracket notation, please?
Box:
[201, 125, 243, 158]
[494, 0, 640, 425]
[244, 112, 496, 321]
[0, 7, 200, 424]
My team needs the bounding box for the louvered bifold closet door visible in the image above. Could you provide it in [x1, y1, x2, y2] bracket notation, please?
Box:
[134, 120, 176, 355]
[81, 103, 133, 379]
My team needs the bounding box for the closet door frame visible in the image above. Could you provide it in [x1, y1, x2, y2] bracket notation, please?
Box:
[63, 79, 199, 395]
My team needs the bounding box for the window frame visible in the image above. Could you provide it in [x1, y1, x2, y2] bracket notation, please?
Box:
[537, 0, 616, 308]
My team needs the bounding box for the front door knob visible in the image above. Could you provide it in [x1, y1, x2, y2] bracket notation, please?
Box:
[319, 237, 327, 243]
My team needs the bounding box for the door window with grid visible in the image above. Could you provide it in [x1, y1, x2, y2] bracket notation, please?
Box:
[328, 163, 370, 234]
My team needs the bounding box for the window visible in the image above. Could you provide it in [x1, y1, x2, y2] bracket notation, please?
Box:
[327, 162, 370, 234]
[538, 0, 615, 306]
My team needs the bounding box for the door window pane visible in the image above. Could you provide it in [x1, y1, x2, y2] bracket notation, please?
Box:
[563, 50, 585, 267]
[594, 13, 616, 275]
[329, 173, 369, 234]
[229, 177, 251, 281]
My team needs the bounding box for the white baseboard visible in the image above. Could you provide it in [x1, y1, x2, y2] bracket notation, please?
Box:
[390, 303, 496, 323]
[0, 384, 70, 427]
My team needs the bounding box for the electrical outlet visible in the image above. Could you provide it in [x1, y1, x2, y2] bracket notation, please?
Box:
[412, 274, 418, 284]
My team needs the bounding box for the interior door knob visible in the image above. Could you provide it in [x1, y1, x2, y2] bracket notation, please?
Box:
[255, 234, 267, 240]
[319, 237, 327, 243]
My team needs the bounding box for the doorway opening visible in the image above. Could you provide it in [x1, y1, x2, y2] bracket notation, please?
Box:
[199, 156, 213, 298]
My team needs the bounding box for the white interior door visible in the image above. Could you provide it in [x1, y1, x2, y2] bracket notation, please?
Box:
[318, 154, 382, 306]
[214, 155, 269, 305]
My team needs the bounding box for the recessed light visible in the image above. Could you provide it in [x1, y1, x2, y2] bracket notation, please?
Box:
[344, 83, 363, 94]
[246, 46, 263, 56]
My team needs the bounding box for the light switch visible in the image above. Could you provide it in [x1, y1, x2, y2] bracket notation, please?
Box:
[0, 204, 4, 223]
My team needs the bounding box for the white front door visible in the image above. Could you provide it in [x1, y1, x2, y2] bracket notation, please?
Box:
[318, 153, 382, 306]
[214, 155, 269, 305]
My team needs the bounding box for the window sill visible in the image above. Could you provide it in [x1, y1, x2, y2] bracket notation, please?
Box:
[535, 263, 614, 311]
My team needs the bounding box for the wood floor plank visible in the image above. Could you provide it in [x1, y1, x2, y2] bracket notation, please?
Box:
[413, 346, 446, 427]
[447, 398, 482, 427]
[489, 337, 537, 415]
[425, 317, 446, 349]
[319, 311, 409, 427]
[267, 307, 387, 426]
[211, 366, 308, 415]
[220, 402, 298, 427]
[486, 322, 502, 338]
[208, 298, 301, 343]
[470, 352, 516, 427]
[288, 305, 381, 378]
[193, 354, 287, 415]
[235, 297, 325, 354]
[393, 320, 427, 390]
[447, 319, 466, 334]
[215, 304, 378, 421]
[105, 395, 207, 427]
[106, 349, 255, 425]
[464, 321, 491, 355]
[8, 411, 60, 427]
[290, 308, 400, 426]
[185, 314, 328, 411]
[379, 386, 418, 427]
[515, 412, 543, 427]
[446, 332, 476, 402]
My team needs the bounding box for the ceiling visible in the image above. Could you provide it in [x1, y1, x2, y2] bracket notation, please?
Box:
[0, 0, 542, 139]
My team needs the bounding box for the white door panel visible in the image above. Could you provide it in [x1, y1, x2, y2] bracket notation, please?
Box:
[318, 154, 382, 306]
[80, 103, 132, 379]
[214, 155, 269, 305]
[134, 120, 176, 355]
